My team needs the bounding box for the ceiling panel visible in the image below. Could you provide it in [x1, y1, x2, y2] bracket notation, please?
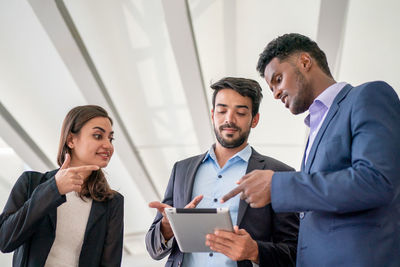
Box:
[0, 0, 86, 165]
[64, 0, 199, 147]
[188, 0, 321, 89]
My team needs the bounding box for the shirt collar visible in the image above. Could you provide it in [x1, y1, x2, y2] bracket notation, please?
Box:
[203, 144, 252, 163]
[304, 82, 348, 127]
[316, 82, 347, 109]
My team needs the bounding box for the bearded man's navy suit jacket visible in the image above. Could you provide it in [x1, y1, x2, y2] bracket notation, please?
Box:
[272, 81, 400, 267]
[146, 148, 299, 267]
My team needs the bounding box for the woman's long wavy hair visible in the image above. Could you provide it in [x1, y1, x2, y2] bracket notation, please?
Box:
[57, 105, 115, 202]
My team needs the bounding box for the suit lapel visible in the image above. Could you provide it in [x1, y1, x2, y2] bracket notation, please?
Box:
[237, 149, 266, 226]
[305, 84, 353, 173]
[301, 138, 309, 171]
[184, 153, 207, 205]
[83, 200, 106, 241]
[43, 170, 58, 230]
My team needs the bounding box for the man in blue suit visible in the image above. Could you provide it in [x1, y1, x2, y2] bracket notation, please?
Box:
[221, 33, 400, 266]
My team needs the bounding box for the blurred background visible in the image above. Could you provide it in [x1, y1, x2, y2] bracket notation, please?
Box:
[1, 0, 399, 265]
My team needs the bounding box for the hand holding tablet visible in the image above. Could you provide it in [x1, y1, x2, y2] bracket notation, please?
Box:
[165, 208, 233, 252]
[148, 195, 204, 241]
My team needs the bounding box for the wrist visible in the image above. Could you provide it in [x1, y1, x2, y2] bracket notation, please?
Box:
[54, 179, 66, 195]
[250, 240, 259, 264]
[160, 218, 174, 240]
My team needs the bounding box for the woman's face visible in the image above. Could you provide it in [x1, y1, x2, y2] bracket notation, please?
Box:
[68, 116, 114, 168]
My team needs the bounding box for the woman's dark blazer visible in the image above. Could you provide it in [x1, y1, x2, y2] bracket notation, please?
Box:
[0, 169, 124, 267]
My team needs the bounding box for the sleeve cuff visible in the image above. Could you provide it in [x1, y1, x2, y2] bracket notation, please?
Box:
[160, 232, 174, 249]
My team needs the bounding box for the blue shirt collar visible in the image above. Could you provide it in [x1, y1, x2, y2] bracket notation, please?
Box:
[203, 144, 252, 163]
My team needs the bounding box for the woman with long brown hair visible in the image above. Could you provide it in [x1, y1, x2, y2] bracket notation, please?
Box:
[0, 105, 124, 266]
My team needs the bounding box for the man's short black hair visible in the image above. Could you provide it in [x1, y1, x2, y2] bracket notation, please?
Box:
[210, 77, 263, 117]
[257, 33, 333, 78]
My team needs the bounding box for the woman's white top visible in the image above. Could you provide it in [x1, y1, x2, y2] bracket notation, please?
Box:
[44, 192, 93, 267]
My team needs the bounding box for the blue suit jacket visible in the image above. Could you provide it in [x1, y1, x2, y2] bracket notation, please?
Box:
[146, 148, 299, 267]
[272, 81, 400, 267]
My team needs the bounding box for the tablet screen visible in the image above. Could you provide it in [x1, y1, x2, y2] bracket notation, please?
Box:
[165, 208, 233, 252]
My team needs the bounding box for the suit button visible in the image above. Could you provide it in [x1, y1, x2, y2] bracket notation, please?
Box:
[209, 252, 213, 257]
[299, 212, 305, 219]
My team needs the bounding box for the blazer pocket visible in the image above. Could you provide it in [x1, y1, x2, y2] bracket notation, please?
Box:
[330, 221, 381, 231]
[330, 210, 381, 231]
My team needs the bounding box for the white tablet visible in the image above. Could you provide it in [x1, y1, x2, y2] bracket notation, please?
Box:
[165, 208, 233, 252]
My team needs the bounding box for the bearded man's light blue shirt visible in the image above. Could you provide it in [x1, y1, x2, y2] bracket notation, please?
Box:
[182, 144, 251, 267]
